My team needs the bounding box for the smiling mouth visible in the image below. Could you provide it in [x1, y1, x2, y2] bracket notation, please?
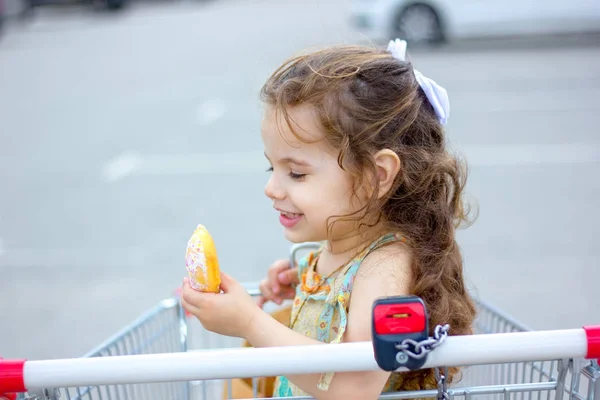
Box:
[280, 211, 303, 218]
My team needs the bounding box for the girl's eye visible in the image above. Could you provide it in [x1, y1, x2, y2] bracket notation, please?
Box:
[289, 172, 306, 180]
[266, 166, 305, 180]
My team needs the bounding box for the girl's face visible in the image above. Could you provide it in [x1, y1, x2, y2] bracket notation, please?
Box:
[261, 105, 369, 248]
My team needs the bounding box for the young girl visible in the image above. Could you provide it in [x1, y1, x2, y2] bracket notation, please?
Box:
[180, 39, 477, 399]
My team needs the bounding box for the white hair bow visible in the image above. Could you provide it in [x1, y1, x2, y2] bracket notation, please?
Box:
[386, 39, 450, 125]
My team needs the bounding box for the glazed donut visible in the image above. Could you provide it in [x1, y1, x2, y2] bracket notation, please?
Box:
[185, 224, 221, 293]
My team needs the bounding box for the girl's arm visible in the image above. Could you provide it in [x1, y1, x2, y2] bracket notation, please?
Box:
[244, 243, 412, 400]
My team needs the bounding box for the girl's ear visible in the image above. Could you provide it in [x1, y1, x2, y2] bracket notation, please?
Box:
[372, 149, 401, 199]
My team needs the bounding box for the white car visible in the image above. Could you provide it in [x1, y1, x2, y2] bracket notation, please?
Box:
[350, 0, 600, 45]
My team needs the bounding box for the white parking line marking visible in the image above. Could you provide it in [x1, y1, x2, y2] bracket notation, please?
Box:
[195, 99, 226, 126]
[101, 143, 600, 182]
[102, 151, 143, 182]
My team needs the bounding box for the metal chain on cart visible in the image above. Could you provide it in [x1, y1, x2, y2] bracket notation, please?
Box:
[394, 323, 450, 361]
[392, 322, 451, 400]
[434, 366, 450, 400]
[17, 388, 60, 400]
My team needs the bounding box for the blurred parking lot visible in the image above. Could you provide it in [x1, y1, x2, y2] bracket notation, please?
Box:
[0, 0, 599, 362]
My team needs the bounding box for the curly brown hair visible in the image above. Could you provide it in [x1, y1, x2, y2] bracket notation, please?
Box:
[260, 44, 477, 390]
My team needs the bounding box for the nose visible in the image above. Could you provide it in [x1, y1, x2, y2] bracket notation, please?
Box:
[265, 173, 285, 201]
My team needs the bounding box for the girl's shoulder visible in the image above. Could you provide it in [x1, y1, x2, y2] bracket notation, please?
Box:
[341, 234, 412, 347]
[352, 233, 412, 291]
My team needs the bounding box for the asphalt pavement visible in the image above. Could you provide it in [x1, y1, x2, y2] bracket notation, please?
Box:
[0, 0, 598, 362]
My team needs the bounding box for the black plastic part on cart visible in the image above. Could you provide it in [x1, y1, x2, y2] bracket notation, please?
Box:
[371, 295, 430, 371]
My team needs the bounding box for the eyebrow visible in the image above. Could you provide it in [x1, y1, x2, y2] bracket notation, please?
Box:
[264, 153, 311, 167]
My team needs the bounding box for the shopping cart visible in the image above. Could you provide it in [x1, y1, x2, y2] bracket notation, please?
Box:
[1, 243, 599, 400]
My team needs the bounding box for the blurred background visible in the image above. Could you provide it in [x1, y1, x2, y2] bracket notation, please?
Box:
[0, 0, 599, 362]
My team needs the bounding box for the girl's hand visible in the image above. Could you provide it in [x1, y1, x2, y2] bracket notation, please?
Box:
[180, 272, 259, 339]
[257, 259, 299, 308]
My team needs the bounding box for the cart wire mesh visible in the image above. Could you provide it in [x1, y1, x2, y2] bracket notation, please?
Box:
[17, 293, 599, 400]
